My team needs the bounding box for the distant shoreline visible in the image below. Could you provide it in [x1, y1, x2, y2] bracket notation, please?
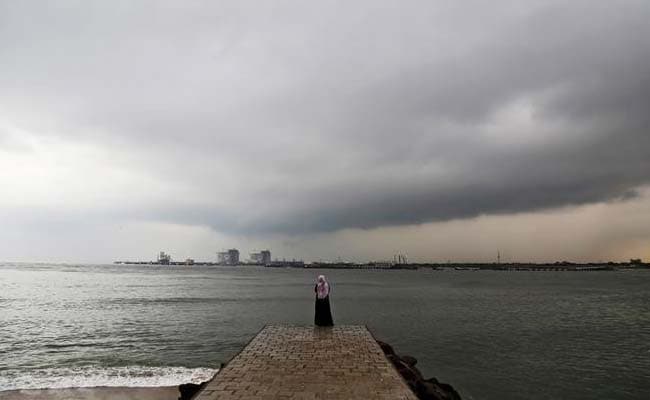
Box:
[111, 260, 650, 271]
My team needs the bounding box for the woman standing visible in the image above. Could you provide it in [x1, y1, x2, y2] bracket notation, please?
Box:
[314, 275, 334, 326]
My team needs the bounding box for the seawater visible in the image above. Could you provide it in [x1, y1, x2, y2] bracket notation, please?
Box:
[1, 263, 649, 399]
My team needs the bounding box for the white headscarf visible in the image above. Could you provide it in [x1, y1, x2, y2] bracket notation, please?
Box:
[316, 275, 330, 299]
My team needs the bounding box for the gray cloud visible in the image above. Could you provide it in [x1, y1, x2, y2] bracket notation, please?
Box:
[1, 0, 649, 238]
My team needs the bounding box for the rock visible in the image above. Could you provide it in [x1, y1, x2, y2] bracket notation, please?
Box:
[401, 355, 418, 367]
[377, 340, 395, 356]
[178, 382, 206, 400]
[437, 382, 462, 400]
[415, 380, 444, 400]
[377, 339, 462, 400]
[415, 378, 462, 400]
[387, 354, 424, 390]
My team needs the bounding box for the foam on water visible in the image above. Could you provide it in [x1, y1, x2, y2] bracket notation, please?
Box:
[0, 366, 218, 391]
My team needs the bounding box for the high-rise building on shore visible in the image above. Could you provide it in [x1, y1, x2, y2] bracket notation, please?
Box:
[228, 249, 239, 265]
[250, 250, 272, 265]
[261, 250, 271, 265]
[158, 251, 171, 265]
[217, 249, 240, 265]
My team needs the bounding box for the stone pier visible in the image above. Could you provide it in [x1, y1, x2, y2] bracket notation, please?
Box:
[194, 325, 417, 399]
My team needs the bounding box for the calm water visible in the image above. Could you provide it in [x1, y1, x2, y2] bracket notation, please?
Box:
[1, 263, 649, 399]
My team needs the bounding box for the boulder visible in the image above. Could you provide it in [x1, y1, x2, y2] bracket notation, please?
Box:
[415, 378, 462, 400]
[377, 340, 395, 356]
[401, 355, 418, 367]
[387, 354, 424, 389]
[178, 382, 206, 400]
[437, 382, 462, 400]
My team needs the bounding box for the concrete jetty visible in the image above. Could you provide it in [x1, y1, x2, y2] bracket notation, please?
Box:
[194, 325, 417, 399]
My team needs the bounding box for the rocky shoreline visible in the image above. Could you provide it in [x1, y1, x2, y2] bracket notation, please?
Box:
[178, 382, 206, 400]
[376, 340, 462, 400]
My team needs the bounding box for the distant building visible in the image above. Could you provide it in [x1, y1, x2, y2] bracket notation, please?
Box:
[250, 250, 272, 265]
[158, 251, 171, 265]
[261, 250, 271, 265]
[218, 249, 240, 265]
[630, 258, 643, 265]
[228, 249, 239, 264]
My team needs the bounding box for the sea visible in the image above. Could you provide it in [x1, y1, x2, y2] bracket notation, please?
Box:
[1, 263, 649, 399]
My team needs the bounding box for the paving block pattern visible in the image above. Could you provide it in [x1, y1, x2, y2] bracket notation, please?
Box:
[195, 325, 417, 400]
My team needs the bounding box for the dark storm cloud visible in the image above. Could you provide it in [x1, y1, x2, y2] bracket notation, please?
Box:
[1, 0, 649, 235]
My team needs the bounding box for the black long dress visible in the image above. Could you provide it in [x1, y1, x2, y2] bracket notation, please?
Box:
[314, 285, 334, 326]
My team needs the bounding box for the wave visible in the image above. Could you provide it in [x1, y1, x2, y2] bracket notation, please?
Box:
[0, 366, 218, 391]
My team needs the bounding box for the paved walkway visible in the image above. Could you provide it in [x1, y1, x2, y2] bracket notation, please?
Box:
[195, 325, 417, 400]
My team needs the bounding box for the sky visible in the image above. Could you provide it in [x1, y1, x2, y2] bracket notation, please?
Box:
[1, 0, 649, 263]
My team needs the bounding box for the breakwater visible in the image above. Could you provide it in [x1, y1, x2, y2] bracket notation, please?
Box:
[183, 326, 461, 400]
[192, 325, 418, 399]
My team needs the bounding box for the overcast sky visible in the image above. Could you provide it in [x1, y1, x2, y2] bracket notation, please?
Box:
[1, 0, 649, 263]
